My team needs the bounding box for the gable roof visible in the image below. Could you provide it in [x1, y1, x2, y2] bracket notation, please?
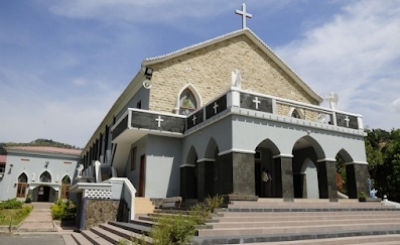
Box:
[5, 146, 81, 156]
[142, 28, 323, 103]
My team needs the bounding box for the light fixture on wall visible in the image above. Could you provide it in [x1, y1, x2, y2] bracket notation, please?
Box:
[45, 161, 49, 168]
[8, 164, 13, 174]
[142, 67, 153, 89]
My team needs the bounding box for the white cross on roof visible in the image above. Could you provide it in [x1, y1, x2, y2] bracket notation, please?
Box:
[253, 97, 261, 110]
[236, 3, 252, 29]
[155, 115, 164, 128]
[213, 102, 219, 114]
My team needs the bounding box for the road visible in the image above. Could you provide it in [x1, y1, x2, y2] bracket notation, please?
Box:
[0, 233, 65, 245]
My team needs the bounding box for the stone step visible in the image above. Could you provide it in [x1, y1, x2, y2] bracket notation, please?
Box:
[192, 229, 400, 244]
[197, 223, 400, 237]
[91, 226, 125, 244]
[71, 233, 93, 245]
[99, 223, 153, 244]
[62, 234, 79, 245]
[229, 201, 388, 207]
[206, 218, 400, 229]
[219, 207, 397, 213]
[135, 197, 155, 216]
[228, 234, 400, 245]
[216, 211, 400, 217]
[211, 213, 400, 223]
[108, 221, 151, 236]
[216, 212, 400, 219]
[81, 230, 114, 245]
[245, 199, 376, 203]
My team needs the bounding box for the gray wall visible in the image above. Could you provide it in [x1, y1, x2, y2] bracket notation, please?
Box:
[231, 115, 367, 162]
[146, 135, 182, 198]
[182, 116, 233, 161]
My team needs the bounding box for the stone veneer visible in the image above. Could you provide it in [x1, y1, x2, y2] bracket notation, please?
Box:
[83, 199, 119, 230]
[149, 35, 319, 114]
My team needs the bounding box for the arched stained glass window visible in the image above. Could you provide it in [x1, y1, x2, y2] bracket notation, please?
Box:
[179, 89, 197, 115]
[40, 171, 52, 183]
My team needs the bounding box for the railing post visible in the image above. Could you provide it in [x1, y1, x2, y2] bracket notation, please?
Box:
[331, 112, 337, 126]
[272, 99, 277, 114]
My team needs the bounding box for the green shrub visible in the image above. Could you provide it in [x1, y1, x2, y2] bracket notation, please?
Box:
[0, 198, 23, 209]
[150, 195, 224, 245]
[51, 199, 77, 220]
[25, 195, 32, 204]
[151, 214, 197, 245]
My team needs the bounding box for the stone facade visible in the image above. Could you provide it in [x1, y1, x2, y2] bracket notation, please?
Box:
[149, 35, 319, 114]
[84, 199, 119, 230]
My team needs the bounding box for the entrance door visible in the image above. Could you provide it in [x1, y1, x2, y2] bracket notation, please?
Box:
[138, 155, 146, 197]
[37, 186, 51, 202]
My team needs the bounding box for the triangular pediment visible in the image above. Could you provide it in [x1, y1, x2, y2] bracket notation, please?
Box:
[142, 28, 323, 103]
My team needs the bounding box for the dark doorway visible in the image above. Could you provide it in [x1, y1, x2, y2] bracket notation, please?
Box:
[37, 186, 50, 202]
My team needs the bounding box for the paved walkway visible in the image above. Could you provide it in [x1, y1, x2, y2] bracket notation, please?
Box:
[18, 202, 56, 232]
[17, 202, 77, 233]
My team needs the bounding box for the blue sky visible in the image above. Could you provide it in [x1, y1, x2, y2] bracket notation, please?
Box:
[1, 1, 399, 147]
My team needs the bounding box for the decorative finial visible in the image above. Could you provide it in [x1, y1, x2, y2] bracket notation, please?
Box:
[235, 3, 252, 29]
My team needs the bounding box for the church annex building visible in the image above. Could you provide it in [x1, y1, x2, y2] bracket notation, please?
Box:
[79, 27, 369, 203]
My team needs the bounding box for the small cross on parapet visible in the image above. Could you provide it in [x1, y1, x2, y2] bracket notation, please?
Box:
[236, 3, 252, 29]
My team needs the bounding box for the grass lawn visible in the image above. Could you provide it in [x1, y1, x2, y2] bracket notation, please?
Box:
[0, 205, 32, 226]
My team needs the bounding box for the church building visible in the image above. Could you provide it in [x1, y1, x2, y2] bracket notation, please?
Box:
[79, 7, 369, 202]
[0, 146, 80, 202]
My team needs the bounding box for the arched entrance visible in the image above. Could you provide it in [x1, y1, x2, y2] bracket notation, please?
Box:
[300, 158, 319, 199]
[36, 171, 53, 202]
[181, 146, 198, 200]
[292, 136, 325, 199]
[37, 186, 51, 202]
[254, 139, 280, 198]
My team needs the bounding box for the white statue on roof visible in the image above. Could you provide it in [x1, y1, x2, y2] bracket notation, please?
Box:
[76, 164, 84, 178]
[232, 69, 242, 89]
[325, 92, 338, 110]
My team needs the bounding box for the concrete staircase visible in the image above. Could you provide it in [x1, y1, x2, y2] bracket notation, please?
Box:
[62, 199, 400, 245]
[134, 197, 155, 218]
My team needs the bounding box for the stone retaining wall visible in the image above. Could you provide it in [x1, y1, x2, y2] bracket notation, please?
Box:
[83, 199, 119, 230]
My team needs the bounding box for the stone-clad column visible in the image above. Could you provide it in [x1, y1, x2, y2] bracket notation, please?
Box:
[317, 159, 339, 201]
[278, 156, 294, 202]
[325, 161, 338, 202]
[346, 163, 369, 199]
[197, 159, 214, 201]
[216, 151, 257, 201]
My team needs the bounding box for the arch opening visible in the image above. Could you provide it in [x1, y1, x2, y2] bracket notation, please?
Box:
[255, 139, 280, 198]
[16, 173, 28, 198]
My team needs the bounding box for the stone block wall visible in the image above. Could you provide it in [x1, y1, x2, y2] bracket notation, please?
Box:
[83, 199, 119, 230]
[148, 34, 319, 115]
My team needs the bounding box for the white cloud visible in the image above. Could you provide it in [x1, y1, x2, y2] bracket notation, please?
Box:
[0, 80, 121, 147]
[275, 1, 400, 130]
[72, 78, 87, 86]
[392, 98, 400, 113]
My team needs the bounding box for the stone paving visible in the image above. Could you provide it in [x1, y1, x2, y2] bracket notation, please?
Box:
[18, 202, 57, 232]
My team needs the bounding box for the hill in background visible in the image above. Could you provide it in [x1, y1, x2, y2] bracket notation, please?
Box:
[0, 139, 81, 154]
